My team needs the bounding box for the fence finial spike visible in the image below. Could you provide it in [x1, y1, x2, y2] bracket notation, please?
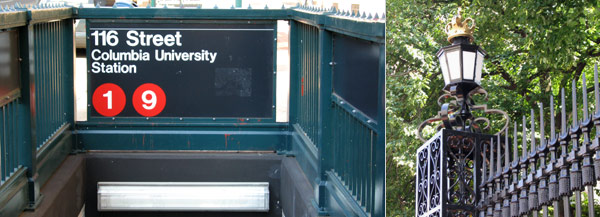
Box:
[163, 4, 167, 8]
[374, 13, 379, 20]
[531, 108, 536, 151]
[572, 79, 578, 127]
[522, 115, 527, 157]
[79, 3, 83, 8]
[112, 3, 117, 8]
[505, 124, 510, 169]
[483, 138, 488, 181]
[488, 137, 493, 178]
[295, 3, 300, 8]
[551, 95, 555, 140]
[561, 88, 567, 134]
[231, 5, 235, 9]
[247, 4, 252, 9]
[264, 4, 268, 9]
[513, 121, 519, 162]
[539, 102, 545, 147]
[361, 11, 366, 18]
[594, 63, 599, 114]
[281, 4, 285, 9]
[382, 13, 386, 19]
[213, 4, 218, 9]
[95, 3, 100, 8]
[582, 72, 589, 118]
[497, 134, 502, 175]
[367, 13, 373, 19]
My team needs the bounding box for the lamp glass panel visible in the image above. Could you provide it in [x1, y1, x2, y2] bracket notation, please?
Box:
[445, 48, 461, 82]
[462, 51, 476, 80]
[475, 51, 484, 84]
[438, 53, 450, 85]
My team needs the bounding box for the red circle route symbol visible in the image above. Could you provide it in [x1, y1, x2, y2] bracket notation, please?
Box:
[92, 83, 126, 117]
[132, 83, 166, 117]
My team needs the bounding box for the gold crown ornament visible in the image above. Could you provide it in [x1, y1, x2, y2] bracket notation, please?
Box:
[445, 8, 475, 43]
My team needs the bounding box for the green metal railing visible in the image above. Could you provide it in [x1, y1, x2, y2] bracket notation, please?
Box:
[32, 19, 74, 149]
[288, 8, 385, 216]
[0, 5, 74, 215]
[331, 102, 377, 213]
[0, 4, 385, 217]
[0, 98, 23, 183]
[295, 22, 319, 144]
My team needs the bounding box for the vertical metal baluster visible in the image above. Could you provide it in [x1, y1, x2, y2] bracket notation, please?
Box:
[489, 137, 495, 217]
[592, 63, 600, 182]
[559, 88, 572, 217]
[528, 109, 539, 217]
[482, 140, 489, 217]
[503, 127, 511, 217]
[569, 80, 583, 217]
[511, 122, 519, 217]
[519, 116, 529, 217]
[537, 103, 549, 217]
[495, 134, 503, 217]
[578, 72, 595, 217]
[547, 95, 561, 217]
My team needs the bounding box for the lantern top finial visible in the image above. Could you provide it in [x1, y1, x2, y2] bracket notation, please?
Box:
[445, 7, 475, 43]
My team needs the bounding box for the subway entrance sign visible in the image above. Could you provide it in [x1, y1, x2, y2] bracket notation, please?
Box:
[87, 21, 275, 118]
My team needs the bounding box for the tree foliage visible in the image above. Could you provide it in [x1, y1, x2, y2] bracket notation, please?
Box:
[386, 0, 600, 216]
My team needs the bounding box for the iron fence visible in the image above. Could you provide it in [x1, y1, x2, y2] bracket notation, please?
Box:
[418, 64, 600, 217]
[477, 64, 600, 217]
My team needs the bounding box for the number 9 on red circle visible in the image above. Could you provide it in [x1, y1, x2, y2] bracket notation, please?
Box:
[132, 83, 166, 117]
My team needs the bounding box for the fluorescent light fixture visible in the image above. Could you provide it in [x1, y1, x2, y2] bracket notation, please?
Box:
[97, 182, 269, 212]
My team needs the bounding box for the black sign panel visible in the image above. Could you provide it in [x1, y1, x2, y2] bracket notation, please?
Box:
[0, 30, 20, 100]
[333, 34, 381, 119]
[87, 21, 275, 118]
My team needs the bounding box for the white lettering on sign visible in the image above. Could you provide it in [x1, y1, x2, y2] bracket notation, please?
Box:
[91, 62, 137, 74]
[125, 31, 182, 47]
[87, 28, 255, 74]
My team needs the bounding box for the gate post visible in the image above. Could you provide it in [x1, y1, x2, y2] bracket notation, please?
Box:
[416, 129, 489, 217]
[316, 26, 333, 213]
[19, 21, 43, 210]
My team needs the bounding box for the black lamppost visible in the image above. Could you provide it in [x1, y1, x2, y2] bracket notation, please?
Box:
[415, 9, 507, 217]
